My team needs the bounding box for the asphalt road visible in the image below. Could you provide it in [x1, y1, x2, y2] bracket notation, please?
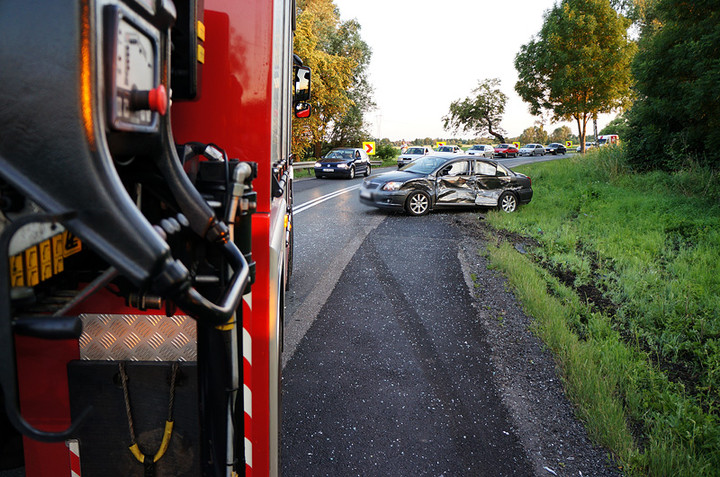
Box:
[281, 158, 562, 475]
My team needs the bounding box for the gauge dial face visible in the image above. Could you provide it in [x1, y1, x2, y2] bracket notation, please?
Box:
[116, 18, 154, 93]
[108, 11, 159, 131]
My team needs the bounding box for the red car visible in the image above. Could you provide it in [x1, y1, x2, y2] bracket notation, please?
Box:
[494, 143, 519, 158]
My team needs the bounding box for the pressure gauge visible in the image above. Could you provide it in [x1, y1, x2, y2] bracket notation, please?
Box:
[105, 5, 164, 132]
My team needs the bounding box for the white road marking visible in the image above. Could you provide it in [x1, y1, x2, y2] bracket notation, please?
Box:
[294, 184, 361, 214]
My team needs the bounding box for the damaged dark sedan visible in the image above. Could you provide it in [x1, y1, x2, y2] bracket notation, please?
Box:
[359, 155, 532, 216]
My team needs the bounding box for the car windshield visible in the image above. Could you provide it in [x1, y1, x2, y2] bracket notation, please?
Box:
[522, 144, 534, 148]
[402, 156, 450, 174]
[405, 147, 424, 155]
[496, 144, 510, 148]
[437, 146, 453, 152]
[324, 149, 354, 160]
[469, 145, 482, 150]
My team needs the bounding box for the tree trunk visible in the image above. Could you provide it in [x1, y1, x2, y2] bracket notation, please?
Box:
[487, 123, 505, 143]
[313, 141, 323, 159]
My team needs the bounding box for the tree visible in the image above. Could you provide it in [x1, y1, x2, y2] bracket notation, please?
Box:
[599, 113, 630, 139]
[519, 126, 549, 145]
[625, 0, 720, 169]
[292, 0, 367, 160]
[550, 125, 573, 143]
[514, 0, 635, 153]
[442, 78, 508, 143]
[326, 19, 375, 148]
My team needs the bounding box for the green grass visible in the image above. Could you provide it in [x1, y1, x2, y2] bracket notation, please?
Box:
[481, 146, 720, 476]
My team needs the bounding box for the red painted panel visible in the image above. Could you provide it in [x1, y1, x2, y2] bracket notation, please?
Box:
[16, 337, 79, 477]
[171, 0, 274, 214]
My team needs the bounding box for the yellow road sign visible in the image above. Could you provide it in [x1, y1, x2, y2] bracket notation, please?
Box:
[363, 141, 375, 155]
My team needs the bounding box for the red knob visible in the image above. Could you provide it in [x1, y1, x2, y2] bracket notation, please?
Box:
[147, 85, 167, 116]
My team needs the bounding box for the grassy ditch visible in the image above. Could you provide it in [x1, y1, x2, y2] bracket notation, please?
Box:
[481, 147, 720, 476]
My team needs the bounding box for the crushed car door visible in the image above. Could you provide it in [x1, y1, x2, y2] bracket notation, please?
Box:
[435, 160, 476, 204]
[474, 161, 508, 206]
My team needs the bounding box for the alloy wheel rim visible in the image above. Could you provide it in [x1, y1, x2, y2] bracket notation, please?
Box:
[501, 195, 516, 212]
[410, 194, 428, 214]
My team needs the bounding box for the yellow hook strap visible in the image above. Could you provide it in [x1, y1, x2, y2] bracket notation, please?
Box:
[127, 420, 174, 464]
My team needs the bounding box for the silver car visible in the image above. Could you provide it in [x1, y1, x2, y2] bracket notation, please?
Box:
[518, 144, 546, 156]
[467, 144, 494, 158]
[397, 146, 434, 168]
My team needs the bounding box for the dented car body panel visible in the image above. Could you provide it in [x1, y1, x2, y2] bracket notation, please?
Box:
[359, 155, 532, 214]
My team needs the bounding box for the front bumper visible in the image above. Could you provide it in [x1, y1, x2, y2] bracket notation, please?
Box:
[359, 186, 409, 210]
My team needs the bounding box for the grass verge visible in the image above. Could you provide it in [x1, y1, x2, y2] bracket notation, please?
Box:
[481, 147, 720, 476]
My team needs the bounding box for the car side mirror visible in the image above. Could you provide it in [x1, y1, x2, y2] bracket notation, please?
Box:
[293, 65, 311, 103]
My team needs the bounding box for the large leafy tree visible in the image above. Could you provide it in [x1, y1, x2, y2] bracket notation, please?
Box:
[443, 78, 508, 143]
[625, 0, 720, 169]
[292, 0, 373, 159]
[514, 0, 635, 153]
[326, 19, 375, 148]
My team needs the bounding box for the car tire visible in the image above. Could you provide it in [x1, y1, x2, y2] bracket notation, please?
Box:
[348, 166, 355, 179]
[364, 164, 371, 177]
[405, 191, 430, 216]
[498, 192, 518, 213]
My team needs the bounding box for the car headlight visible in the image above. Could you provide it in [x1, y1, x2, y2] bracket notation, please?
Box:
[337, 163, 349, 169]
[382, 181, 403, 191]
[314, 162, 321, 168]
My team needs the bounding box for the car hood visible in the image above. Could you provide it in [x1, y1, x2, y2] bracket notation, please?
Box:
[318, 158, 351, 164]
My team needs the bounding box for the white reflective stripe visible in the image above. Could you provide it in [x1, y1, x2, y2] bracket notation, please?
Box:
[244, 384, 252, 418]
[243, 328, 252, 365]
[243, 292, 252, 309]
[66, 439, 81, 477]
[294, 185, 360, 214]
[244, 438, 253, 468]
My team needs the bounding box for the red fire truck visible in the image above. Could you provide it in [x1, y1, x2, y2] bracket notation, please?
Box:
[0, 0, 310, 475]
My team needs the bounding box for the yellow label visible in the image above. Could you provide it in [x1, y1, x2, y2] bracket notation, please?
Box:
[39, 240, 53, 281]
[52, 234, 65, 274]
[197, 45, 205, 64]
[566, 141, 573, 147]
[25, 247, 39, 286]
[513, 142, 520, 148]
[10, 255, 24, 287]
[197, 21, 206, 41]
[63, 231, 82, 256]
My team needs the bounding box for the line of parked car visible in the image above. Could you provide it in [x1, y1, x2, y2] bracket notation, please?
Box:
[396, 142, 568, 168]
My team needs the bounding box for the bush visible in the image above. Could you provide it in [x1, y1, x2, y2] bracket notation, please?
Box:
[375, 144, 399, 160]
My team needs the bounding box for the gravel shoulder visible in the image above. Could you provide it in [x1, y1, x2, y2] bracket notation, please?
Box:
[452, 212, 623, 477]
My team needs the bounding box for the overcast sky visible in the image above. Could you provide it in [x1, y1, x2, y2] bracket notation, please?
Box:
[333, 0, 615, 142]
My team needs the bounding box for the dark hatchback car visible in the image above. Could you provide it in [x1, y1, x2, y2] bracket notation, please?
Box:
[546, 143, 567, 155]
[359, 155, 532, 215]
[314, 147, 371, 179]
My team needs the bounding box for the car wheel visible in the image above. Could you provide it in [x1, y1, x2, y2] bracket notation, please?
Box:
[405, 191, 430, 216]
[364, 164, 371, 177]
[498, 192, 518, 213]
[348, 166, 355, 179]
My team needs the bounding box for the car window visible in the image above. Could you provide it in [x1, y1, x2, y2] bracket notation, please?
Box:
[476, 161, 496, 176]
[441, 161, 469, 176]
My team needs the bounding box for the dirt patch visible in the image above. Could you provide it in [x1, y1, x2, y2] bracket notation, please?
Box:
[452, 213, 623, 477]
